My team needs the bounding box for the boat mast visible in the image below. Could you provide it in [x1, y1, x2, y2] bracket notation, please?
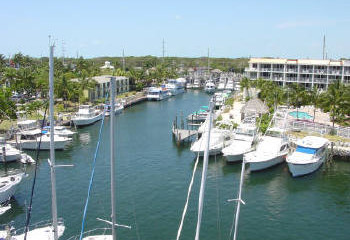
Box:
[49, 44, 59, 240]
[195, 99, 213, 240]
[110, 76, 117, 240]
[207, 48, 210, 79]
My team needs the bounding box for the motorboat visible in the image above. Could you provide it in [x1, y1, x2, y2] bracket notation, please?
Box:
[244, 127, 289, 171]
[105, 102, 123, 116]
[187, 106, 210, 123]
[186, 82, 193, 89]
[72, 105, 103, 127]
[165, 79, 185, 96]
[286, 136, 329, 177]
[43, 126, 76, 138]
[0, 173, 24, 204]
[15, 129, 70, 150]
[0, 144, 22, 163]
[214, 92, 225, 109]
[192, 79, 201, 89]
[190, 128, 233, 156]
[222, 124, 258, 163]
[204, 81, 216, 94]
[176, 77, 187, 88]
[147, 87, 170, 101]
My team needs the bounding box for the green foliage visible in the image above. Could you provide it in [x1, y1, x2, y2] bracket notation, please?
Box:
[225, 97, 234, 106]
[257, 113, 272, 134]
[0, 88, 16, 119]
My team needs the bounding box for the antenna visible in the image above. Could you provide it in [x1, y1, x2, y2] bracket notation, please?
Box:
[322, 35, 326, 60]
[62, 40, 66, 65]
[122, 49, 125, 71]
[162, 38, 165, 62]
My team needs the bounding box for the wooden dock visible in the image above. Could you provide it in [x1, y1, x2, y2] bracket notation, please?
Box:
[172, 126, 198, 144]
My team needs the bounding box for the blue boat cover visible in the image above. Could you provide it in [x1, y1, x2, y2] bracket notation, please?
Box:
[296, 146, 317, 154]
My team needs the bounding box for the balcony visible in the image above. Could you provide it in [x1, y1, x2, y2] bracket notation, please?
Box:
[286, 68, 297, 73]
[245, 67, 258, 72]
[260, 68, 271, 72]
[272, 77, 284, 81]
[328, 70, 342, 75]
[300, 78, 312, 83]
[286, 77, 297, 82]
[272, 68, 284, 72]
[314, 78, 327, 83]
[314, 69, 327, 74]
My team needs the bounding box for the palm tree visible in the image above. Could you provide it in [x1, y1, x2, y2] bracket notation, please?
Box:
[320, 80, 346, 129]
[308, 86, 322, 122]
[3, 67, 17, 90]
[240, 77, 251, 100]
[289, 83, 307, 120]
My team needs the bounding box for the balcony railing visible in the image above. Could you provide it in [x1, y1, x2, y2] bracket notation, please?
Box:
[314, 79, 327, 83]
[286, 78, 297, 82]
[260, 68, 271, 72]
[286, 69, 297, 73]
[272, 68, 284, 72]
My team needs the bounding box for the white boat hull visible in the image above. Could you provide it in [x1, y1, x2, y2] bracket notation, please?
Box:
[287, 155, 326, 177]
[17, 140, 68, 150]
[0, 174, 23, 204]
[225, 153, 244, 163]
[0, 152, 21, 162]
[248, 154, 286, 171]
[73, 114, 102, 126]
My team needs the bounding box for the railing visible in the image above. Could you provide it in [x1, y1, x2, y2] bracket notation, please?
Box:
[272, 68, 284, 72]
[288, 120, 350, 139]
[313, 78, 327, 83]
[260, 68, 271, 72]
[286, 69, 297, 73]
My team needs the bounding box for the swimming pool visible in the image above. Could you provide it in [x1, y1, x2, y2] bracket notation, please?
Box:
[289, 111, 313, 120]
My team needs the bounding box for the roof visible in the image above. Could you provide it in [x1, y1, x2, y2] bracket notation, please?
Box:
[297, 136, 329, 149]
[249, 58, 347, 66]
[241, 98, 269, 114]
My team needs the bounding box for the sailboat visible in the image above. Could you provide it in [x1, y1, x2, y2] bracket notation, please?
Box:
[0, 44, 66, 239]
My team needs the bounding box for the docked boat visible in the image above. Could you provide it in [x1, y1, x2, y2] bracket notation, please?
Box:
[0, 173, 24, 204]
[204, 81, 216, 94]
[222, 123, 258, 163]
[72, 105, 103, 127]
[286, 136, 329, 177]
[15, 129, 70, 150]
[43, 126, 76, 138]
[244, 127, 289, 171]
[217, 78, 227, 91]
[187, 106, 210, 123]
[166, 79, 185, 96]
[190, 128, 233, 156]
[192, 79, 201, 89]
[147, 87, 170, 101]
[105, 102, 123, 116]
[0, 144, 22, 162]
[176, 77, 187, 88]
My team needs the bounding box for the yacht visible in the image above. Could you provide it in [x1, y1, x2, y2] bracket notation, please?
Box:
[186, 82, 193, 89]
[166, 79, 185, 96]
[147, 87, 170, 101]
[15, 129, 69, 150]
[0, 144, 22, 162]
[176, 77, 187, 88]
[286, 136, 329, 177]
[192, 79, 201, 89]
[204, 81, 216, 94]
[222, 124, 258, 163]
[190, 128, 233, 156]
[244, 127, 289, 171]
[72, 105, 103, 127]
[187, 106, 210, 123]
[0, 173, 24, 204]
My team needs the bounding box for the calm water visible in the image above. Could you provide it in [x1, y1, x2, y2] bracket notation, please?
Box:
[1, 91, 350, 240]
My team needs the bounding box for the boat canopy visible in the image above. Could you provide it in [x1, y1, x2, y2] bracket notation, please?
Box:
[295, 146, 317, 154]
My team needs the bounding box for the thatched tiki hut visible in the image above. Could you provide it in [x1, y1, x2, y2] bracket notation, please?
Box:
[240, 98, 269, 120]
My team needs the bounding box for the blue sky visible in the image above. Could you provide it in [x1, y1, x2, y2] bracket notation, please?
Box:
[1, 0, 349, 59]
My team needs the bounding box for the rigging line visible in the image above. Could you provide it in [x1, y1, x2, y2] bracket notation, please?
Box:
[79, 92, 109, 240]
[176, 116, 207, 240]
[214, 154, 222, 240]
[24, 101, 48, 240]
[176, 149, 200, 240]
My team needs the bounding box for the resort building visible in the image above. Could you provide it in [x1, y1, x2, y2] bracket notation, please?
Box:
[72, 75, 129, 102]
[100, 61, 115, 69]
[245, 58, 350, 89]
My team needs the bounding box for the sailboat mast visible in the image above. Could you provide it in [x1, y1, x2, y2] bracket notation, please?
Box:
[49, 44, 59, 240]
[195, 99, 213, 240]
[233, 160, 246, 240]
[110, 77, 117, 240]
[207, 48, 210, 78]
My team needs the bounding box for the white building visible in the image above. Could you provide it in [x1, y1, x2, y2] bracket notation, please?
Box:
[100, 61, 115, 70]
[245, 58, 350, 89]
[72, 75, 129, 102]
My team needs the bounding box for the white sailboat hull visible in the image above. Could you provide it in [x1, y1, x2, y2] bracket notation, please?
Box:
[18, 139, 68, 150]
[0, 173, 23, 204]
[225, 153, 244, 163]
[13, 224, 65, 240]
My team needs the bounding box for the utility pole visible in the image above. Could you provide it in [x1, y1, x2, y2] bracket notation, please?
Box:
[62, 40, 66, 65]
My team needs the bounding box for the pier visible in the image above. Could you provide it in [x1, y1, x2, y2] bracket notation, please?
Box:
[172, 114, 198, 145]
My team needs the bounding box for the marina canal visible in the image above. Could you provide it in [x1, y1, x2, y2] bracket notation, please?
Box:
[1, 91, 350, 239]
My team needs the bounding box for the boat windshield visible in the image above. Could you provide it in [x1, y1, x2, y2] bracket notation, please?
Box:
[236, 128, 255, 136]
[296, 146, 316, 154]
